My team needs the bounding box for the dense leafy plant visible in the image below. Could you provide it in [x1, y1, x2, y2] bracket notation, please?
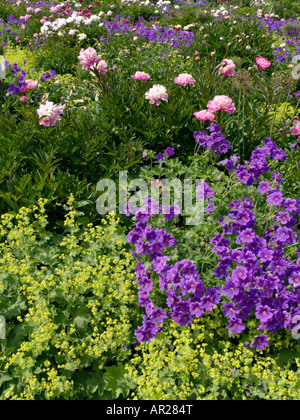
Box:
[0, 0, 300, 401]
[0, 197, 140, 400]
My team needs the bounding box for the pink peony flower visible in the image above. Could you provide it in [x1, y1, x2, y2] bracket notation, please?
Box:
[145, 84, 168, 106]
[291, 120, 300, 141]
[20, 96, 28, 103]
[78, 47, 100, 71]
[90, 59, 108, 76]
[174, 73, 195, 86]
[207, 95, 235, 113]
[218, 59, 236, 77]
[193, 110, 215, 121]
[131, 71, 150, 81]
[19, 79, 38, 94]
[256, 56, 271, 70]
[37, 101, 64, 127]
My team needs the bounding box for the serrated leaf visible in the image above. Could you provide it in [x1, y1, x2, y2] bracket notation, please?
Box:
[103, 363, 136, 399]
[73, 307, 91, 331]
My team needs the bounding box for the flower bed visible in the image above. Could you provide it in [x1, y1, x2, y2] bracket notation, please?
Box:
[0, 0, 300, 400]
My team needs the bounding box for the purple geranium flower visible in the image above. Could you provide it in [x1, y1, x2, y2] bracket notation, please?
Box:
[251, 334, 269, 350]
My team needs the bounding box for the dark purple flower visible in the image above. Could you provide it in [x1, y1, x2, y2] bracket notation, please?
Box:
[251, 334, 269, 350]
[165, 147, 175, 157]
[156, 152, 165, 162]
[255, 305, 273, 323]
[228, 318, 245, 334]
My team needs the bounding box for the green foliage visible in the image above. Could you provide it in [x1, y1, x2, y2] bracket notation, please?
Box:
[1, 0, 300, 401]
[128, 316, 300, 400]
[0, 198, 140, 400]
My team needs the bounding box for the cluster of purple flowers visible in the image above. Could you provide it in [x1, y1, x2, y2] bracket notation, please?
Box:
[6, 61, 56, 95]
[156, 147, 175, 162]
[194, 124, 231, 155]
[223, 138, 288, 187]
[128, 136, 300, 350]
[260, 17, 300, 63]
[39, 69, 57, 82]
[213, 140, 300, 347]
[127, 196, 223, 343]
[196, 181, 215, 214]
[103, 17, 196, 49]
[6, 62, 27, 95]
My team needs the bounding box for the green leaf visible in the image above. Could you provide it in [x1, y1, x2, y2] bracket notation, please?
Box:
[86, 371, 105, 396]
[6, 324, 27, 349]
[0, 372, 13, 387]
[268, 349, 298, 368]
[73, 307, 92, 331]
[103, 363, 136, 399]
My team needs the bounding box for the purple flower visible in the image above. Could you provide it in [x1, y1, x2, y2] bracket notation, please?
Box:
[223, 302, 240, 319]
[276, 226, 291, 243]
[196, 182, 214, 202]
[258, 248, 274, 262]
[156, 152, 165, 162]
[163, 204, 181, 221]
[205, 202, 215, 214]
[190, 302, 204, 318]
[257, 181, 271, 194]
[232, 266, 248, 281]
[266, 190, 284, 206]
[228, 318, 246, 334]
[149, 308, 167, 324]
[255, 305, 273, 323]
[275, 211, 291, 225]
[193, 125, 231, 155]
[165, 147, 175, 157]
[251, 334, 269, 350]
[236, 228, 256, 244]
[272, 172, 283, 183]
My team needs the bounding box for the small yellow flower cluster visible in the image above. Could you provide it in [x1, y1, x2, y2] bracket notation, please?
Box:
[0, 200, 139, 400]
[128, 310, 300, 400]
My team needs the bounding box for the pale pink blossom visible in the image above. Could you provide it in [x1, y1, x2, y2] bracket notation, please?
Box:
[150, 179, 166, 193]
[37, 101, 64, 127]
[193, 110, 215, 121]
[256, 56, 271, 70]
[90, 59, 108, 76]
[174, 73, 195, 86]
[217, 59, 235, 77]
[291, 120, 300, 141]
[19, 79, 38, 94]
[207, 95, 235, 113]
[145, 84, 168, 106]
[78, 47, 100, 70]
[131, 71, 150, 81]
